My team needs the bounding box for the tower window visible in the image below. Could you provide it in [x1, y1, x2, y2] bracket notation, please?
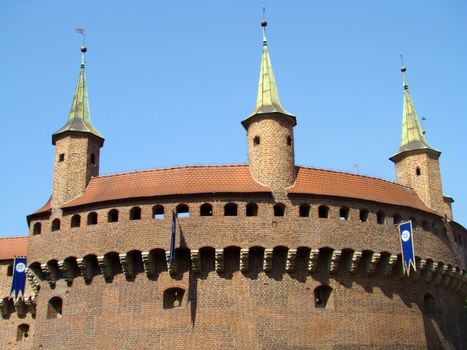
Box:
[17, 324, 29, 342]
[59, 154, 65, 162]
[299, 204, 310, 217]
[359, 209, 368, 222]
[273, 203, 285, 217]
[314, 285, 332, 308]
[376, 211, 385, 225]
[47, 297, 63, 319]
[416, 167, 421, 176]
[129, 207, 142, 220]
[7, 264, 13, 276]
[200, 203, 213, 216]
[153, 205, 164, 219]
[87, 212, 98, 225]
[253, 136, 260, 146]
[90, 153, 96, 165]
[163, 288, 185, 309]
[176, 204, 190, 218]
[51, 219, 61, 232]
[246, 202, 258, 216]
[318, 205, 329, 218]
[71, 214, 81, 228]
[339, 207, 349, 220]
[287, 136, 292, 146]
[393, 213, 401, 225]
[33, 222, 42, 235]
[108, 209, 119, 223]
[224, 203, 238, 216]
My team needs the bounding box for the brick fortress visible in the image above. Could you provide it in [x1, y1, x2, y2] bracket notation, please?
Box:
[1, 20, 466, 349]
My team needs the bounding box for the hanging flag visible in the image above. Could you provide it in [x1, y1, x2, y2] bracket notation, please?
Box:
[169, 210, 176, 266]
[398, 221, 416, 276]
[10, 257, 27, 301]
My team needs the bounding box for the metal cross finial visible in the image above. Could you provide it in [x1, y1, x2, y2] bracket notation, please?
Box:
[76, 28, 86, 46]
[262, 5, 266, 20]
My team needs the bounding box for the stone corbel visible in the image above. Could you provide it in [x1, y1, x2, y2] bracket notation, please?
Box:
[215, 249, 224, 273]
[76, 257, 93, 282]
[57, 260, 73, 284]
[433, 264, 446, 285]
[119, 253, 134, 279]
[25, 268, 40, 295]
[349, 251, 362, 274]
[240, 248, 249, 272]
[141, 252, 156, 278]
[165, 251, 176, 275]
[308, 249, 319, 273]
[25, 296, 37, 317]
[424, 261, 436, 282]
[286, 249, 297, 273]
[40, 263, 56, 286]
[190, 250, 200, 273]
[329, 250, 342, 274]
[97, 256, 113, 282]
[383, 255, 398, 277]
[413, 259, 426, 280]
[367, 253, 381, 275]
[0, 299, 9, 318]
[13, 298, 26, 317]
[263, 249, 273, 272]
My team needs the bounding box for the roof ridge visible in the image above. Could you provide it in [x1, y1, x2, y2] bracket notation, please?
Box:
[296, 165, 414, 191]
[94, 164, 249, 179]
[0, 236, 28, 240]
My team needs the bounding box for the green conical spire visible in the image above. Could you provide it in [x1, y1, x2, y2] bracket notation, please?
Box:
[52, 45, 104, 145]
[242, 20, 295, 128]
[391, 65, 438, 159]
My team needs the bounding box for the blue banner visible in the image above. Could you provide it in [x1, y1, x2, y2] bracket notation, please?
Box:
[10, 257, 27, 301]
[398, 221, 416, 276]
[169, 210, 176, 266]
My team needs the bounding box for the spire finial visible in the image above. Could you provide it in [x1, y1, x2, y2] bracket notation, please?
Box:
[261, 6, 268, 46]
[400, 53, 408, 90]
[76, 28, 87, 68]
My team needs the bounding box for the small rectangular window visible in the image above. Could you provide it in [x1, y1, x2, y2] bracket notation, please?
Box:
[59, 154, 65, 162]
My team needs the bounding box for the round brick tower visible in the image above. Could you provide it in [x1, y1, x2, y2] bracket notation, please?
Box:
[242, 20, 297, 193]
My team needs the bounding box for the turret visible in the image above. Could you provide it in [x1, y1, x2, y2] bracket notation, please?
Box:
[389, 64, 448, 216]
[242, 19, 296, 193]
[51, 44, 104, 209]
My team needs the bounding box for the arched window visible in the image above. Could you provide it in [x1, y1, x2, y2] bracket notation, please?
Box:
[33, 222, 41, 235]
[47, 297, 63, 319]
[393, 213, 401, 225]
[90, 153, 96, 165]
[273, 203, 285, 217]
[246, 202, 258, 217]
[87, 212, 98, 225]
[422, 220, 430, 231]
[163, 287, 185, 309]
[71, 214, 81, 228]
[287, 135, 292, 146]
[359, 209, 368, 222]
[318, 205, 329, 219]
[314, 285, 332, 308]
[299, 204, 310, 217]
[200, 203, 213, 216]
[153, 205, 164, 219]
[224, 203, 238, 216]
[129, 207, 142, 220]
[108, 209, 119, 223]
[339, 207, 349, 220]
[376, 211, 385, 225]
[51, 219, 61, 232]
[176, 204, 189, 218]
[416, 167, 421, 176]
[17, 324, 29, 342]
[423, 293, 436, 316]
[253, 136, 260, 146]
[7, 264, 13, 277]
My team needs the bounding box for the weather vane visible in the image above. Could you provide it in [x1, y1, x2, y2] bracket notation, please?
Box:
[76, 28, 86, 46]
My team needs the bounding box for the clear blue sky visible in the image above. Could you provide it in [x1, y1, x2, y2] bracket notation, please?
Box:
[1, 1, 466, 236]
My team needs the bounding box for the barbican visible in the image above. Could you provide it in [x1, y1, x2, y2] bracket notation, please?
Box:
[0, 18, 466, 350]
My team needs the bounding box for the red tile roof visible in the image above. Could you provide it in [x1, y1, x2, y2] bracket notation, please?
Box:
[0, 237, 28, 260]
[32, 165, 434, 215]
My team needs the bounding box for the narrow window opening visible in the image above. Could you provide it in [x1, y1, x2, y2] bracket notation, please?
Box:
[90, 153, 96, 165]
[376, 211, 385, 225]
[423, 293, 436, 316]
[273, 203, 285, 217]
[33, 222, 42, 235]
[287, 135, 292, 146]
[200, 203, 213, 216]
[7, 264, 13, 277]
[253, 136, 260, 146]
[51, 219, 61, 232]
[318, 205, 329, 219]
[129, 207, 142, 220]
[163, 288, 185, 309]
[416, 167, 421, 176]
[393, 214, 401, 225]
[299, 204, 310, 217]
[339, 207, 349, 220]
[58, 153, 65, 162]
[176, 204, 190, 218]
[71, 214, 81, 228]
[87, 212, 98, 225]
[108, 209, 119, 223]
[359, 209, 368, 222]
[17, 324, 29, 342]
[246, 203, 258, 217]
[224, 203, 238, 216]
[153, 205, 164, 219]
[47, 297, 63, 319]
[314, 285, 332, 308]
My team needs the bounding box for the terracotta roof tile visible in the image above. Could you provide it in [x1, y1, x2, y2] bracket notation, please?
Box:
[0, 237, 28, 260]
[289, 167, 435, 214]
